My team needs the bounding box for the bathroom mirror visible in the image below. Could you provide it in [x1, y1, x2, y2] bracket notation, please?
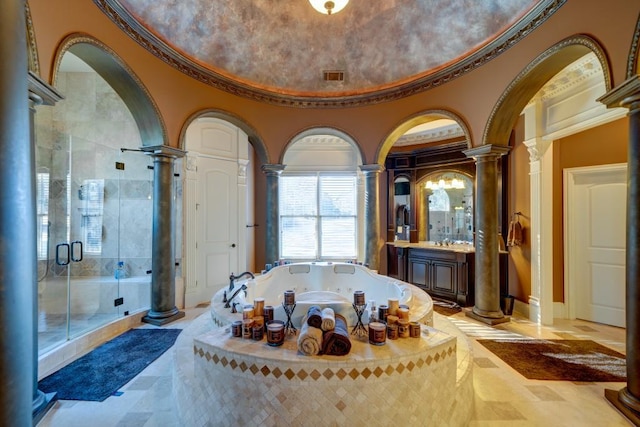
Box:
[419, 171, 473, 243]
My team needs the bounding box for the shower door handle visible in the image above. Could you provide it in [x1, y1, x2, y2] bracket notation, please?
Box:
[56, 243, 70, 266]
[71, 240, 83, 262]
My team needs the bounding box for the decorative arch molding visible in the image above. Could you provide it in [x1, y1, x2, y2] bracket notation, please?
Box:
[375, 109, 472, 165]
[52, 33, 167, 147]
[282, 127, 364, 167]
[483, 35, 611, 146]
[179, 109, 269, 165]
[628, 13, 640, 77]
[93, 0, 565, 108]
[25, 2, 39, 74]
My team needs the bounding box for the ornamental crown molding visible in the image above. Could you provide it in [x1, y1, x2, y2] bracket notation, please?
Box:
[527, 52, 602, 105]
[395, 124, 465, 147]
[94, 0, 565, 108]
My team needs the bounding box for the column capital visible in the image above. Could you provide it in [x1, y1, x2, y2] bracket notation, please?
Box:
[463, 144, 511, 160]
[359, 164, 385, 174]
[523, 138, 551, 163]
[261, 163, 286, 175]
[598, 75, 640, 110]
[141, 145, 186, 159]
[28, 71, 64, 106]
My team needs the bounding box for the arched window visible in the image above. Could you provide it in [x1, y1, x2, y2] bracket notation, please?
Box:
[279, 135, 361, 260]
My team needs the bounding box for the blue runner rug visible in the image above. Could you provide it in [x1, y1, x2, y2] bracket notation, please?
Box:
[39, 328, 182, 401]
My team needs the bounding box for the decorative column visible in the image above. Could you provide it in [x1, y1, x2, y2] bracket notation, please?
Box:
[28, 73, 63, 423]
[464, 145, 511, 325]
[599, 76, 640, 424]
[141, 145, 185, 326]
[0, 1, 34, 424]
[522, 99, 554, 325]
[361, 164, 385, 270]
[261, 164, 285, 265]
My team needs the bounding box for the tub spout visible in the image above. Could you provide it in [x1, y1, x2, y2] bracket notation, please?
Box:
[229, 271, 255, 291]
[224, 284, 247, 309]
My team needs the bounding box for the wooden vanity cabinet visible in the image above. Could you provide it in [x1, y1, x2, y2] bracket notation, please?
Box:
[394, 246, 508, 307]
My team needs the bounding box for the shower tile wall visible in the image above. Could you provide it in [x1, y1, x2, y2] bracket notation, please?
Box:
[34, 68, 185, 279]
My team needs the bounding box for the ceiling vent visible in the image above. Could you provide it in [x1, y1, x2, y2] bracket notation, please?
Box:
[323, 70, 345, 82]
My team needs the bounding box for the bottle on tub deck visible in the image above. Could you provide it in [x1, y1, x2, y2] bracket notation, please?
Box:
[368, 300, 377, 323]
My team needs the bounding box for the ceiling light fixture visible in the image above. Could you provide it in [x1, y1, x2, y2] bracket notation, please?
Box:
[309, 0, 349, 15]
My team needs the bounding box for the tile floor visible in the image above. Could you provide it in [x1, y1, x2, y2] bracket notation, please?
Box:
[37, 307, 633, 427]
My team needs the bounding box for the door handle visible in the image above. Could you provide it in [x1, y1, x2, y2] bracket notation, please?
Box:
[71, 240, 83, 262]
[231, 243, 236, 248]
[55, 243, 70, 266]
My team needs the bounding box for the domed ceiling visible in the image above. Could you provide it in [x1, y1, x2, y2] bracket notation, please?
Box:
[95, 0, 564, 107]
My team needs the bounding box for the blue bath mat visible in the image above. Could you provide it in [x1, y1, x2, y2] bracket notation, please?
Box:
[38, 328, 182, 401]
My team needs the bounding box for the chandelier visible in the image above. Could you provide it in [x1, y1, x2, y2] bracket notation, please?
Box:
[309, 0, 349, 15]
[425, 178, 465, 190]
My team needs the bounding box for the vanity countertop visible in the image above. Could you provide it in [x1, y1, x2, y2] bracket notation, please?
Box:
[387, 240, 509, 254]
[387, 240, 475, 253]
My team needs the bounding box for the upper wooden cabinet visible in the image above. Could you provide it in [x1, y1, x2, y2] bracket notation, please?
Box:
[386, 142, 475, 244]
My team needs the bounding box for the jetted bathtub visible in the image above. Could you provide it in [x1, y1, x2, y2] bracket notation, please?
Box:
[216, 262, 432, 327]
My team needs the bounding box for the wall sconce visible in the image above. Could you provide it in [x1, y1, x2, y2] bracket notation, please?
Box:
[425, 177, 465, 190]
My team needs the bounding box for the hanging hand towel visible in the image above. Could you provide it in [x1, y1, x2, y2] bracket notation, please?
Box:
[507, 215, 523, 246]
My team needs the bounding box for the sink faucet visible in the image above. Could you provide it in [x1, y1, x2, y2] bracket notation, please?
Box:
[229, 271, 255, 292]
[224, 284, 247, 310]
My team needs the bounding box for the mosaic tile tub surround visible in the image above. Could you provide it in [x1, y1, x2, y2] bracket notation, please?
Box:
[192, 325, 458, 426]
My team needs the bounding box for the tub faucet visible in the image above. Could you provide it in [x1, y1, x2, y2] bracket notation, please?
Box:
[224, 284, 247, 310]
[229, 271, 255, 292]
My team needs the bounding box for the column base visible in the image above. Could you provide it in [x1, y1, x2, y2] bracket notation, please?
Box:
[605, 388, 640, 426]
[142, 308, 185, 326]
[465, 308, 511, 325]
[33, 391, 56, 425]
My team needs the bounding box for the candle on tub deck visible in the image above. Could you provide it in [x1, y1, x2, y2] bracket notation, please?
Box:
[409, 322, 421, 338]
[387, 323, 398, 340]
[353, 290, 365, 306]
[242, 319, 254, 339]
[252, 315, 264, 330]
[378, 305, 389, 323]
[397, 307, 409, 320]
[266, 320, 285, 346]
[386, 315, 399, 325]
[397, 319, 410, 338]
[388, 298, 400, 315]
[263, 305, 274, 324]
[368, 322, 386, 346]
[284, 290, 295, 305]
[242, 306, 255, 320]
[253, 298, 265, 317]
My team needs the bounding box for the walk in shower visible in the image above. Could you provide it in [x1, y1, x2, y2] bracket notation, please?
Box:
[32, 50, 184, 356]
[35, 134, 156, 354]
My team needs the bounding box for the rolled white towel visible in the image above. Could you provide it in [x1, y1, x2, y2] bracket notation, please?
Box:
[297, 321, 323, 356]
[321, 307, 335, 331]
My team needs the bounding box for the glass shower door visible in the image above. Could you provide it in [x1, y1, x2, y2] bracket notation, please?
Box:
[64, 135, 121, 338]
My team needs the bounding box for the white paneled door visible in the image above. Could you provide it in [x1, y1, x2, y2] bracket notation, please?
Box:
[197, 156, 238, 299]
[565, 164, 626, 327]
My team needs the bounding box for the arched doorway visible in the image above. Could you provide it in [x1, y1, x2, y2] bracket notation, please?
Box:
[182, 116, 260, 307]
[485, 35, 626, 325]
